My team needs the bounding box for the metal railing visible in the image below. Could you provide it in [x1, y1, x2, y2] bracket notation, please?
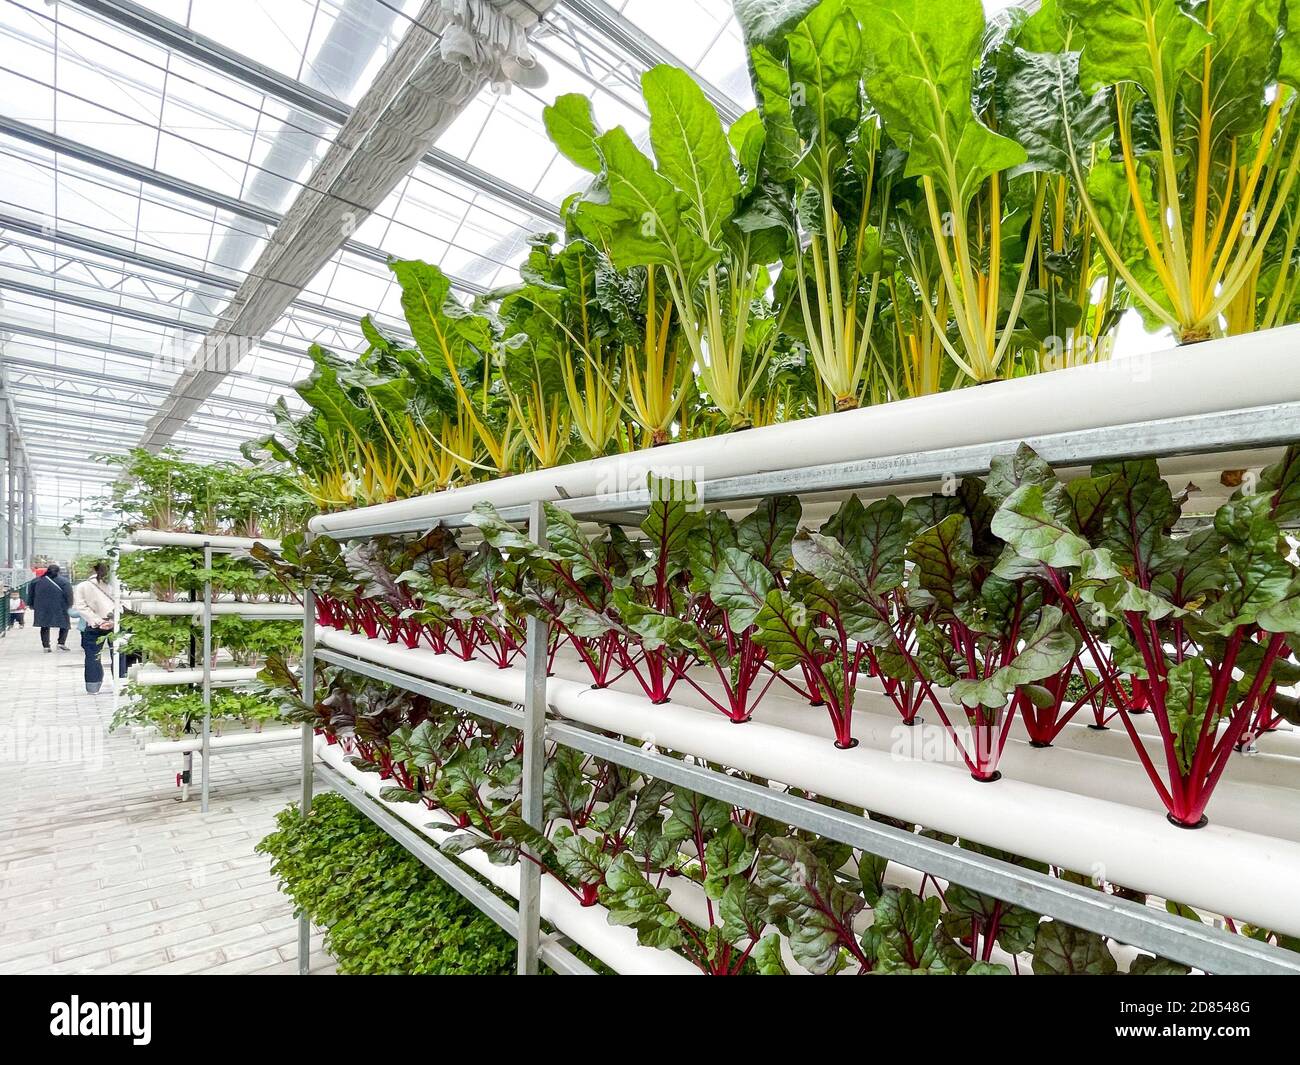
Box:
[295, 403, 1300, 976]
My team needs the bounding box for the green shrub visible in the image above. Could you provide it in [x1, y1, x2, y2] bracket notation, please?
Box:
[257, 794, 517, 975]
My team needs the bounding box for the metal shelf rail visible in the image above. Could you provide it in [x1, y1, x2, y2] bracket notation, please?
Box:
[295, 404, 1300, 976]
[314, 761, 596, 975]
[122, 531, 291, 812]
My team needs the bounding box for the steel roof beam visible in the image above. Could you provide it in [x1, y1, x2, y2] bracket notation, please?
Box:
[560, 0, 743, 124]
[14, 399, 259, 434]
[0, 118, 488, 297]
[64, 0, 561, 225]
[135, 0, 556, 450]
[0, 213, 242, 290]
[2, 276, 217, 334]
[18, 425, 236, 452]
[0, 280, 323, 364]
[0, 214, 412, 336]
[1, 357, 282, 414]
[0, 323, 304, 391]
[5, 382, 274, 425]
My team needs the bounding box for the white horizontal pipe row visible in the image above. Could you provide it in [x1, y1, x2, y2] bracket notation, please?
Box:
[126, 530, 282, 551]
[125, 600, 299, 618]
[311, 328, 1300, 533]
[852, 673, 1300, 767]
[592, 658, 1300, 841]
[317, 629, 1300, 938]
[143, 728, 299, 756]
[129, 666, 261, 687]
[315, 738, 697, 975]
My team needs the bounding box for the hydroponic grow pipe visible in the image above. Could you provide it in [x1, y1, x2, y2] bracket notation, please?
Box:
[315, 740, 698, 975]
[143, 728, 301, 756]
[124, 601, 301, 618]
[642, 661, 1300, 838]
[573, 650, 1299, 797]
[315, 629, 1300, 951]
[126, 529, 282, 552]
[861, 662, 1296, 760]
[314, 761, 596, 977]
[130, 666, 261, 687]
[310, 331, 1300, 536]
[312, 399, 1298, 542]
[754, 685, 1300, 841]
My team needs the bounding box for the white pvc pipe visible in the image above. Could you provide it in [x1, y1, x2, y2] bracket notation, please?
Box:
[649, 670, 1300, 842]
[144, 728, 299, 755]
[997, 706, 1300, 784]
[127, 530, 282, 551]
[315, 739, 698, 975]
[544, 650, 1300, 834]
[856, 674, 1300, 762]
[311, 328, 1300, 534]
[130, 666, 261, 687]
[126, 600, 299, 618]
[317, 629, 1300, 937]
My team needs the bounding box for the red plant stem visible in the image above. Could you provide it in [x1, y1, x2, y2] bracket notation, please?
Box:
[1192, 634, 1289, 820]
[1185, 629, 1244, 789]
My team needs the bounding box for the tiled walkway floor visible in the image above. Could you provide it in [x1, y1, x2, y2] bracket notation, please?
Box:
[0, 628, 334, 974]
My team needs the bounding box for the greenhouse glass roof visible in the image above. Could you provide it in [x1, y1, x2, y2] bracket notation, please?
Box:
[0, 0, 1023, 530]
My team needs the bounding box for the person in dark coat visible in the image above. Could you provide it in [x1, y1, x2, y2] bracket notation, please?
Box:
[32, 563, 73, 652]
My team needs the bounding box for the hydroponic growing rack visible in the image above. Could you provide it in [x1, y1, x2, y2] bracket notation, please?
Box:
[122, 530, 299, 812]
[295, 340, 1300, 976]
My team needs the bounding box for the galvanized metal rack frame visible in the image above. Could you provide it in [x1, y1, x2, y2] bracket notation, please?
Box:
[122, 534, 298, 812]
[296, 404, 1300, 976]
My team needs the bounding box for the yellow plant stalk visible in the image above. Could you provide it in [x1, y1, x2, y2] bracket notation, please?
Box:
[561, 348, 622, 456]
[665, 246, 777, 428]
[874, 230, 949, 402]
[1249, 190, 1300, 331]
[1067, 5, 1300, 343]
[921, 173, 1046, 382]
[1030, 172, 1115, 371]
[622, 268, 693, 446]
[522, 268, 623, 456]
[505, 370, 572, 469]
[791, 126, 890, 410]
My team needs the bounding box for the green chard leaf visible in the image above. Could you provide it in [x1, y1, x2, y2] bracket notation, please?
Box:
[755, 836, 864, 975]
[1032, 920, 1118, 975]
[855, 0, 1027, 206]
[643, 64, 740, 247]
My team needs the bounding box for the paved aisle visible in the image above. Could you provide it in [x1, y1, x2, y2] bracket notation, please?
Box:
[0, 629, 334, 974]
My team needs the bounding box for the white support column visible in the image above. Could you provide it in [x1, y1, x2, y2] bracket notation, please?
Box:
[5, 432, 15, 569]
[298, 533, 316, 975]
[517, 500, 549, 975]
[200, 543, 213, 813]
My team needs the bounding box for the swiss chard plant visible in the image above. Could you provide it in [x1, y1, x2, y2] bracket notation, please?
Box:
[1031, 0, 1300, 342]
[854, 0, 1040, 384]
[992, 442, 1300, 825]
[900, 476, 1078, 780]
[742, 0, 890, 410]
[548, 63, 791, 431]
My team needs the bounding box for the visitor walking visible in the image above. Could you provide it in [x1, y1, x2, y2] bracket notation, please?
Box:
[7, 589, 25, 629]
[32, 564, 72, 652]
[73, 563, 117, 694]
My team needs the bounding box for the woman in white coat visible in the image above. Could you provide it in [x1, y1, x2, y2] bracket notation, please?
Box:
[74, 562, 116, 694]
